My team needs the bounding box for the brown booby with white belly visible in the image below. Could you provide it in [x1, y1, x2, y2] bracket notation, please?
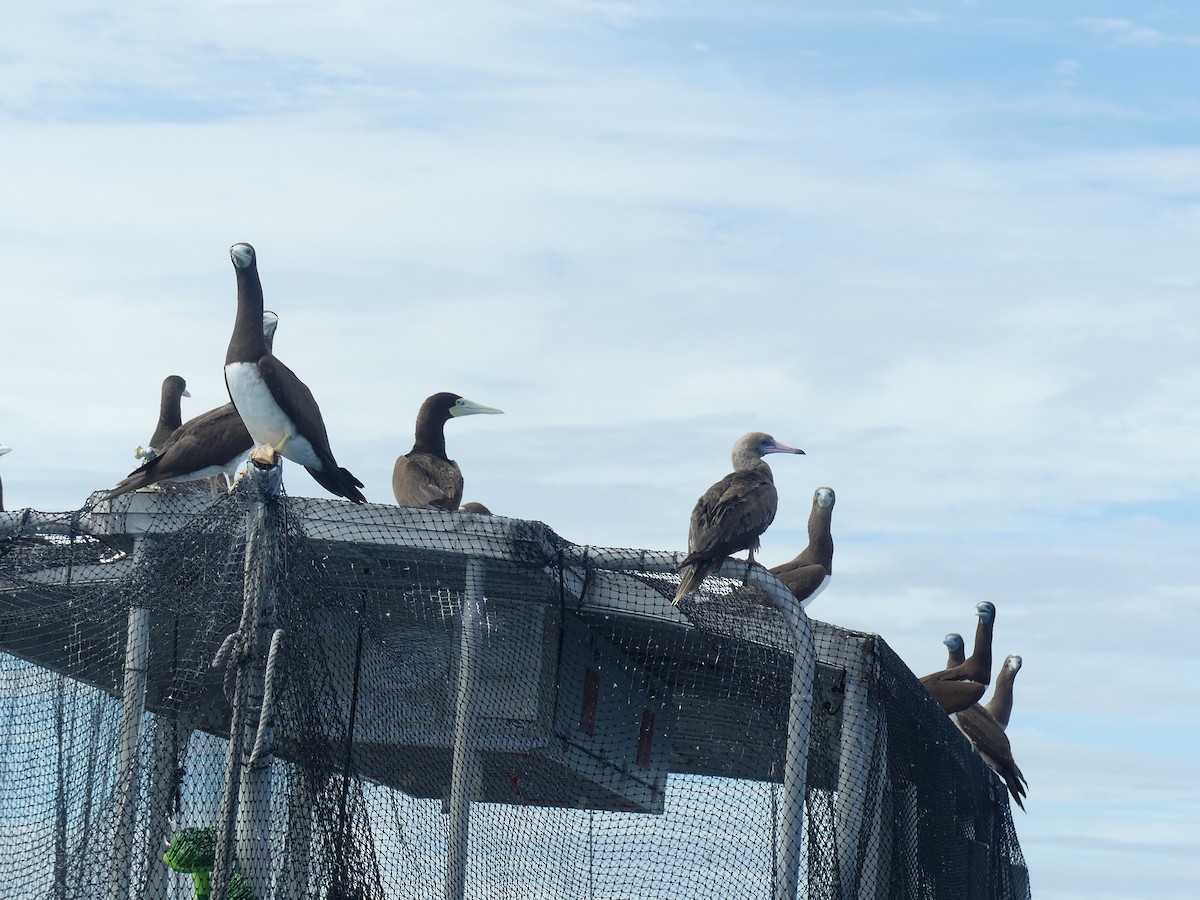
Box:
[135, 375, 191, 462]
[919, 601, 996, 714]
[224, 243, 366, 503]
[106, 313, 280, 500]
[673, 431, 804, 605]
[768, 486, 834, 608]
[392, 393, 503, 510]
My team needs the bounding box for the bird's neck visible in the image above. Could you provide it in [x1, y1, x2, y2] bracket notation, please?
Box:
[966, 618, 993, 679]
[412, 411, 449, 459]
[159, 390, 183, 431]
[987, 671, 1015, 728]
[227, 270, 268, 363]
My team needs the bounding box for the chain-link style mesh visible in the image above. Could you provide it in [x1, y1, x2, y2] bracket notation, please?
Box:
[0, 472, 1028, 899]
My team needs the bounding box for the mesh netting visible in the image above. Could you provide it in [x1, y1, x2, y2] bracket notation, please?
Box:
[0, 471, 1028, 899]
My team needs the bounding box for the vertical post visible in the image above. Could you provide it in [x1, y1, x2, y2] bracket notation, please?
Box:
[285, 767, 325, 899]
[212, 461, 281, 900]
[108, 594, 151, 900]
[835, 644, 882, 899]
[144, 715, 193, 900]
[445, 558, 486, 900]
[765, 572, 816, 900]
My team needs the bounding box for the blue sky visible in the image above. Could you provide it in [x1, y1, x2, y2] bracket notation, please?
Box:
[3, 3, 1200, 897]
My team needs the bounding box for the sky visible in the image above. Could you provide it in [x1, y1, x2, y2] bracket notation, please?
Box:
[2, 1, 1199, 897]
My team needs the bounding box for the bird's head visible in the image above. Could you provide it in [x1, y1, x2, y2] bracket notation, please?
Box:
[1005, 654, 1022, 673]
[942, 632, 964, 653]
[975, 600, 996, 624]
[448, 395, 505, 418]
[814, 486, 835, 509]
[230, 243, 256, 269]
[262, 310, 279, 349]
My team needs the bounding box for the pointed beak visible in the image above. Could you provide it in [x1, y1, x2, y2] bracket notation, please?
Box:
[765, 440, 804, 455]
[451, 399, 505, 417]
[0, 447, 10, 457]
[182, 389, 192, 398]
[230, 243, 255, 268]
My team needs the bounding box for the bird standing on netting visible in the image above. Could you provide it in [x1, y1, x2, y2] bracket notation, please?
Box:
[392, 392, 503, 510]
[673, 432, 805, 605]
[224, 242, 366, 502]
[134, 375, 190, 463]
[105, 313, 280, 500]
[768, 486, 835, 608]
[919, 601, 996, 714]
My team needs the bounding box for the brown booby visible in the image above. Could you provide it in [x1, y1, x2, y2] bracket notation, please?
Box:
[224, 243, 366, 503]
[459, 502, 492, 515]
[135, 375, 191, 462]
[986, 654, 1022, 730]
[768, 486, 834, 608]
[0, 445, 10, 512]
[105, 313, 280, 500]
[919, 601, 996, 714]
[673, 432, 805, 605]
[943, 632, 965, 668]
[392, 393, 503, 510]
[954, 702, 1028, 811]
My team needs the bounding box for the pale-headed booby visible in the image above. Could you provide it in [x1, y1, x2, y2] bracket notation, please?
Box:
[954, 702, 1028, 811]
[224, 243, 366, 503]
[919, 601, 996, 714]
[392, 393, 503, 510]
[135, 375, 191, 462]
[768, 486, 834, 608]
[0, 445, 10, 512]
[459, 502, 493, 515]
[986, 654, 1022, 731]
[105, 313, 280, 500]
[673, 432, 805, 605]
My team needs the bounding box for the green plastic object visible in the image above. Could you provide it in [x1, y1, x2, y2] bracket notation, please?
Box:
[162, 827, 256, 900]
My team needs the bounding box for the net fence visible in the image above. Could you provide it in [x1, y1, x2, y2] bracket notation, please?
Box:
[0, 470, 1028, 899]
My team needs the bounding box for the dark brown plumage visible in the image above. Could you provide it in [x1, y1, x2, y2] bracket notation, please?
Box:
[392, 393, 503, 510]
[459, 502, 492, 515]
[955, 703, 1028, 811]
[919, 602, 996, 714]
[768, 486, 834, 607]
[224, 243, 366, 503]
[140, 375, 190, 459]
[673, 432, 805, 605]
[107, 313, 279, 500]
[986, 654, 1022, 730]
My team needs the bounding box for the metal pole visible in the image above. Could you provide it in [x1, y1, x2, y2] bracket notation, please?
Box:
[446, 558, 486, 900]
[107, 585, 151, 900]
[212, 461, 281, 900]
[768, 570, 816, 900]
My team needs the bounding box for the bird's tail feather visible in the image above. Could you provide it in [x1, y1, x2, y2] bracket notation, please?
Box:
[306, 466, 367, 504]
[672, 558, 723, 605]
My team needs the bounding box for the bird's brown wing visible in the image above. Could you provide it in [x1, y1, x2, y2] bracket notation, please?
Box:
[686, 471, 778, 562]
[393, 453, 462, 509]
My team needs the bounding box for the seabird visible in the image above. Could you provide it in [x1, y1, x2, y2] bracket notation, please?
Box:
[105, 313, 280, 500]
[0, 445, 10, 512]
[392, 393, 503, 510]
[955, 703, 1028, 811]
[986, 654, 1022, 730]
[768, 486, 835, 607]
[943, 632, 965, 668]
[135, 375, 191, 462]
[459, 502, 493, 515]
[919, 601, 996, 714]
[224, 243, 366, 503]
[673, 432, 805, 605]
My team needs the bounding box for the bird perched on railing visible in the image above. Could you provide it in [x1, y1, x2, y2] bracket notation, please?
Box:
[105, 313, 279, 500]
[673, 432, 805, 605]
[224, 242, 366, 503]
[919, 601, 996, 714]
[393, 392, 503, 510]
[768, 486, 835, 608]
[134, 375, 190, 463]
